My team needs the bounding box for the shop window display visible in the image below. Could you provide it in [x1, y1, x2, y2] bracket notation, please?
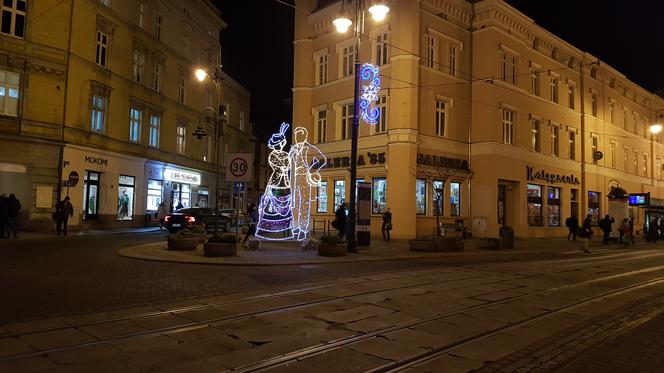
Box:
[172, 183, 191, 210]
[317, 181, 328, 213]
[197, 187, 209, 207]
[416, 179, 426, 215]
[372, 178, 387, 214]
[334, 180, 345, 209]
[527, 183, 543, 226]
[433, 180, 444, 216]
[117, 175, 135, 221]
[450, 182, 461, 216]
[588, 191, 600, 225]
[147, 179, 162, 211]
[547, 186, 561, 227]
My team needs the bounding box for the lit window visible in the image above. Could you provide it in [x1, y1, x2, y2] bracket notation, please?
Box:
[527, 184, 542, 226]
[416, 179, 426, 215]
[567, 84, 575, 109]
[129, 108, 141, 143]
[149, 114, 160, 148]
[1, 0, 26, 38]
[550, 77, 558, 103]
[132, 50, 145, 83]
[334, 180, 345, 208]
[591, 135, 599, 164]
[588, 191, 600, 225]
[316, 110, 327, 143]
[372, 178, 387, 214]
[591, 93, 598, 116]
[433, 180, 443, 216]
[138, 3, 144, 28]
[633, 151, 638, 173]
[610, 142, 616, 168]
[531, 120, 540, 152]
[96, 31, 109, 67]
[91, 95, 105, 133]
[176, 124, 186, 154]
[147, 179, 162, 211]
[0, 70, 20, 116]
[643, 154, 648, 176]
[502, 108, 514, 145]
[450, 182, 461, 216]
[239, 111, 245, 132]
[435, 100, 446, 137]
[547, 186, 560, 227]
[374, 95, 387, 133]
[317, 181, 328, 213]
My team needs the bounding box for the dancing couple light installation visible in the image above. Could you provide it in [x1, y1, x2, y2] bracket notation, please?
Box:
[255, 123, 327, 241]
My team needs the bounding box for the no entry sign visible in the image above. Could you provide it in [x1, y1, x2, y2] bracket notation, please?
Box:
[226, 153, 253, 182]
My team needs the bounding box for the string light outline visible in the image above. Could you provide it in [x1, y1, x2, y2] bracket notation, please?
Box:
[359, 63, 381, 125]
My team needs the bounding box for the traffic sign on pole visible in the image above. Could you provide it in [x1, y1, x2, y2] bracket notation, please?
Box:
[225, 153, 253, 182]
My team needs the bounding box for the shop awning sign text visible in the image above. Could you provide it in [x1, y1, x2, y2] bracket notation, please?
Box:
[164, 169, 201, 185]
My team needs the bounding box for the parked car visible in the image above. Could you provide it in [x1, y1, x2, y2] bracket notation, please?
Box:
[164, 207, 229, 233]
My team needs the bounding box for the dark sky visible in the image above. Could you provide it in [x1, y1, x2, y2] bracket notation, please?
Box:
[215, 0, 664, 140]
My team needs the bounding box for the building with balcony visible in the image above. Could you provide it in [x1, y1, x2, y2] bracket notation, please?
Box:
[293, 0, 664, 239]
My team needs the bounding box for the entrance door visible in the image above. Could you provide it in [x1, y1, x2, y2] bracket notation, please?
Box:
[498, 184, 507, 227]
[84, 171, 100, 220]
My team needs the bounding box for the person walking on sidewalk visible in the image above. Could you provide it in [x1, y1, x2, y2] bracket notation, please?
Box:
[55, 196, 74, 236]
[6, 194, 20, 238]
[628, 217, 635, 244]
[565, 214, 579, 241]
[0, 194, 8, 239]
[579, 214, 593, 253]
[647, 218, 659, 243]
[599, 214, 614, 245]
[619, 218, 629, 244]
[333, 204, 346, 238]
[381, 208, 392, 242]
[242, 203, 258, 246]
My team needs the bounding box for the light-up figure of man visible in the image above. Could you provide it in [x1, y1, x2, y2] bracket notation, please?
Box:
[255, 123, 293, 240]
[289, 127, 327, 240]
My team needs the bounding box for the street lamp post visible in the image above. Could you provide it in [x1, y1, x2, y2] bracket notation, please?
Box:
[648, 111, 664, 233]
[334, 1, 389, 253]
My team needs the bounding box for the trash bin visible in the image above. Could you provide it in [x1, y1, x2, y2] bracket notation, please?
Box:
[500, 226, 514, 249]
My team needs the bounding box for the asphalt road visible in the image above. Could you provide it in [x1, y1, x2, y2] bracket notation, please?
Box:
[0, 232, 566, 323]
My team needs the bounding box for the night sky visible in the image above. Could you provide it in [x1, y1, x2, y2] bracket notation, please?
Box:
[215, 0, 664, 140]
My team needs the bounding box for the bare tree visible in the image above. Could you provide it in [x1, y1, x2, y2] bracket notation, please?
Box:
[419, 165, 457, 236]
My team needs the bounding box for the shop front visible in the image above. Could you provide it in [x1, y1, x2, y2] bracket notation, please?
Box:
[144, 161, 214, 216]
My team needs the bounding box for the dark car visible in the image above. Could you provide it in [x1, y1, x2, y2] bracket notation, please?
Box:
[164, 207, 229, 233]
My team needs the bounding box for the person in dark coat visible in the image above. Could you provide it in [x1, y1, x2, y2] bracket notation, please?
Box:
[242, 203, 258, 246]
[381, 208, 392, 242]
[598, 214, 614, 245]
[334, 204, 346, 237]
[579, 214, 593, 253]
[647, 218, 659, 243]
[6, 194, 20, 238]
[565, 214, 579, 241]
[628, 217, 635, 244]
[0, 194, 8, 239]
[55, 196, 74, 236]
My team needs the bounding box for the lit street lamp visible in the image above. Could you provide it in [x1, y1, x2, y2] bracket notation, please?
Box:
[334, 1, 389, 253]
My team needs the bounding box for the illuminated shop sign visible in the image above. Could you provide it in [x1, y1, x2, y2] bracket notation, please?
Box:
[417, 153, 468, 170]
[526, 166, 579, 185]
[628, 193, 649, 206]
[326, 152, 386, 169]
[164, 169, 201, 185]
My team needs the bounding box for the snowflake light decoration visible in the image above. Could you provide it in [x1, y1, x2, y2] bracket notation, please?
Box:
[359, 63, 381, 125]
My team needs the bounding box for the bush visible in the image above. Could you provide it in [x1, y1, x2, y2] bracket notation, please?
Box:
[187, 224, 206, 233]
[207, 234, 236, 244]
[320, 235, 344, 245]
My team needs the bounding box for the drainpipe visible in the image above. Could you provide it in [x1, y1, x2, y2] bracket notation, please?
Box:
[57, 0, 75, 199]
[467, 3, 476, 234]
[579, 58, 587, 219]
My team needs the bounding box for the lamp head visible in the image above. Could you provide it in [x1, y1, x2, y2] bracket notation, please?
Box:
[333, 17, 352, 33]
[650, 124, 663, 134]
[195, 68, 208, 82]
[192, 126, 207, 140]
[368, 4, 389, 21]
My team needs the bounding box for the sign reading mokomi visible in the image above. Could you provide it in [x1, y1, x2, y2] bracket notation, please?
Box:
[526, 166, 580, 185]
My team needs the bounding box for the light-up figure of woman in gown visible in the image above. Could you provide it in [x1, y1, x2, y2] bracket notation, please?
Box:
[255, 123, 293, 240]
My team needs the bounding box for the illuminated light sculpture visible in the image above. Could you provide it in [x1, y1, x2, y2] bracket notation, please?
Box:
[289, 127, 327, 240]
[255, 123, 294, 240]
[359, 63, 381, 125]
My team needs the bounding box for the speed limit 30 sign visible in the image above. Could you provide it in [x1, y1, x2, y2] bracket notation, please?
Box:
[225, 153, 254, 182]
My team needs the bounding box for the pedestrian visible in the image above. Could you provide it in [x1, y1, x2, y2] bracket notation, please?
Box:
[565, 213, 579, 241]
[6, 193, 20, 238]
[598, 214, 614, 245]
[55, 196, 74, 236]
[579, 214, 593, 253]
[619, 218, 628, 244]
[660, 218, 664, 240]
[176, 200, 184, 210]
[647, 218, 659, 243]
[628, 217, 635, 244]
[381, 208, 392, 242]
[0, 194, 8, 239]
[242, 203, 258, 246]
[333, 204, 346, 238]
[157, 201, 168, 229]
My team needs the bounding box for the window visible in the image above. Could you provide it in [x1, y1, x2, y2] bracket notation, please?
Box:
[341, 104, 353, 140]
[316, 109, 327, 143]
[100, 0, 111, 5]
[132, 50, 144, 83]
[633, 113, 638, 134]
[588, 191, 600, 225]
[550, 76, 559, 103]
[435, 100, 446, 137]
[433, 180, 443, 216]
[531, 119, 540, 152]
[0, 70, 20, 116]
[152, 63, 162, 92]
[643, 154, 648, 176]
[591, 135, 599, 164]
[567, 84, 575, 109]
[178, 75, 185, 103]
[117, 175, 135, 221]
[372, 178, 387, 214]
[610, 142, 616, 168]
[91, 95, 105, 133]
[375, 95, 387, 133]
[96, 31, 109, 67]
[334, 180, 345, 208]
[448, 44, 457, 76]
[149, 114, 160, 148]
[425, 34, 438, 69]
[500, 50, 517, 85]
[84, 171, 100, 219]
[609, 101, 615, 124]
[147, 179, 162, 211]
[239, 111, 245, 132]
[138, 3, 144, 28]
[590, 93, 598, 116]
[317, 181, 328, 213]
[502, 108, 514, 145]
[341, 44, 356, 77]
[1, 0, 26, 38]
[450, 182, 461, 216]
[315, 51, 328, 85]
[633, 151, 638, 173]
[623, 110, 628, 130]
[590, 67, 597, 79]
[176, 124, 186, 154]
[527, 184, 543, 226]
[155, 14, 163, 41]
[658, 158, 662, 180]
[375, 32, 388, 66]
[551, 125, 559, 156]
[547, 186, 561, 227]
[129, 108, 141, 143]
[623, 147, 629, 171]
[416, 179, 426, 215]
[568, 130, 576, 160]
[570, 188, 579, 220]
[530, 66, 540, 96]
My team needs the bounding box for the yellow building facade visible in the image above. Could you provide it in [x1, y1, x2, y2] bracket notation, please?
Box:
[0, 0, 254, 231]
[293, 0, 664, 239]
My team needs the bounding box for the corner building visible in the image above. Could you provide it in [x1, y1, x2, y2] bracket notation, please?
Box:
[293, 0, 664, 239]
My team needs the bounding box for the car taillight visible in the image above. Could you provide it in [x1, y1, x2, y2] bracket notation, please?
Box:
[164, 216, 170, 222]
[186, 216, 196, 223]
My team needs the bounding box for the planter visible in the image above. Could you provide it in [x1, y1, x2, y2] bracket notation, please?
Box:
[195, 233, 208, 244]
[167, 237, 199, 250]
[477, 238, 501, 250]
[204, 242, 235, 257]
[433, 237, 464, 251]
[317, 243, 347, 257]
[409, 239, 436, 252]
